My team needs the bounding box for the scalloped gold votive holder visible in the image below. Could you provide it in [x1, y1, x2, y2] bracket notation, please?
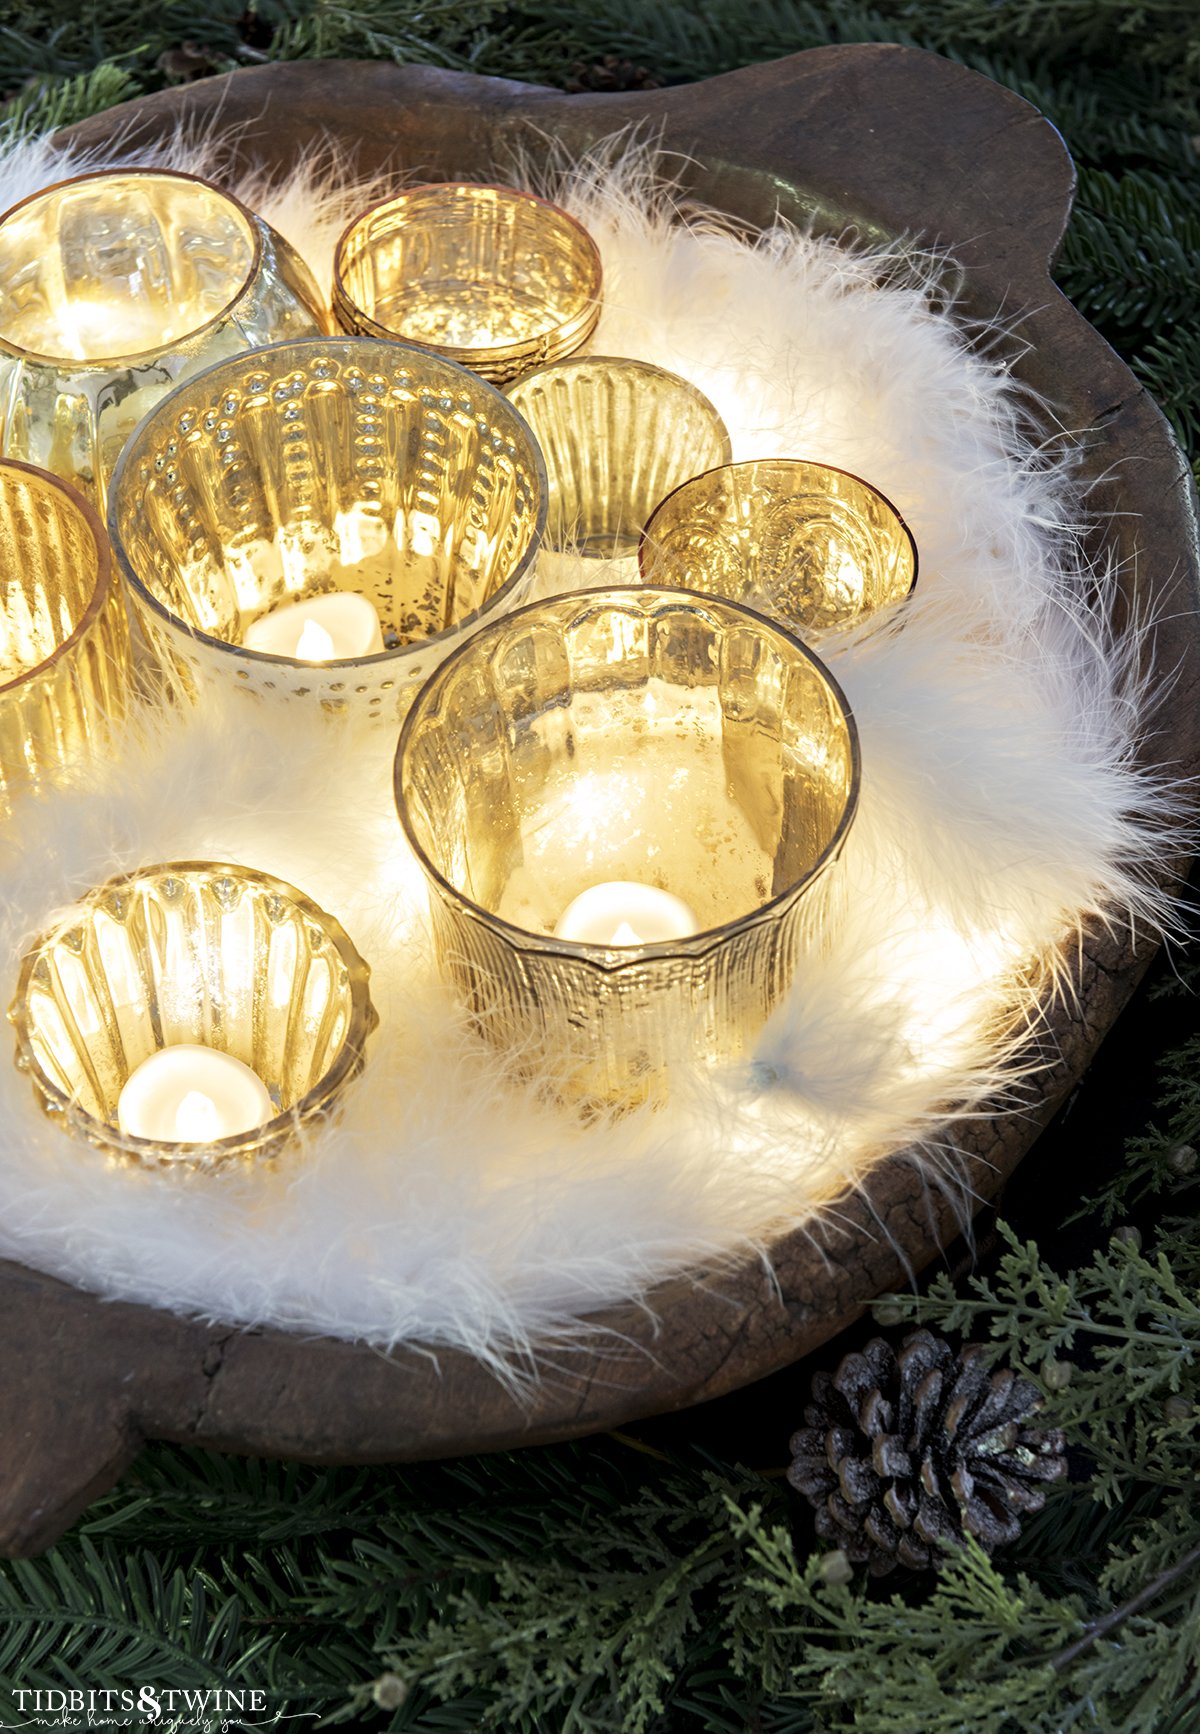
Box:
[0, 168, 327, 507]
[108, 337, 547, 725]
[332, 183, 602, 386]
[396, 586, 859, 1105]
[0, 459, 130, 819]
[640, 458, 917, 634]
[505, 357, 732, 572]
[10, 861, 377, 1170]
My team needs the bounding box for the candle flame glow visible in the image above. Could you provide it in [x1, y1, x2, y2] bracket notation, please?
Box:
[295, 619, 337, 662]
[174, 1090, 222, 1143]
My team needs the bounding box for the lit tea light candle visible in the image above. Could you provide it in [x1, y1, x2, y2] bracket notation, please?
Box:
[117, 1044, 274, 1144]
[397, 588, 858, 1103]
[555, 881, 700, 946]
[243, 593, 385, 661]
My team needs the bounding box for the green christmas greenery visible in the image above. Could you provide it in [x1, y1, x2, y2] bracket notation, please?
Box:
[3, 1149, 1198, 1732]
[2, 4, 1200, 1730]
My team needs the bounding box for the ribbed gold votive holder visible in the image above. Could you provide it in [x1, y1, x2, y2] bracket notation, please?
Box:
[0, 168, 327, 506]
[10, 861, 377, 1170]
[108, 337, 547, 725]
[332, 183, 603, 385]
[0, 459, 130, 818]
[506, 358, 732, 571]
[396, 586, 859, 1105]
[640, 458, 917, 633]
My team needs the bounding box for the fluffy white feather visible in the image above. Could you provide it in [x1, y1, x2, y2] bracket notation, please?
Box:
[0, 128, 1183, 1370]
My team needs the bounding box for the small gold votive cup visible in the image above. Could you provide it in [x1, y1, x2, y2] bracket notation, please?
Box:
[109, 336, 547, 725]
[9, 861, 378, 1170]
[395, 586, 859, 1105]
[0, 168, 327, 506]
[506, 358, 732, 572]
[332, 183, 603, 386]
[639, 458, 917, 634]
[0, 459, 130, 819]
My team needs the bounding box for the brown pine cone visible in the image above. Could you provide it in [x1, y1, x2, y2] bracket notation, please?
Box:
[788, 1328, 1067, 1575]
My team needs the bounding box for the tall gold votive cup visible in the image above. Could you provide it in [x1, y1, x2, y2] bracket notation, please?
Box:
[506, 357, 732, 568]
[640, 458, 917, 633]
[0, 168, 327, 506]
[332, 183, 603, 386]
[0, 459, 130, 819]
[10, 860, 378, 1170]
[395, 586, 859, 1105]
[109, 337, 547, 725]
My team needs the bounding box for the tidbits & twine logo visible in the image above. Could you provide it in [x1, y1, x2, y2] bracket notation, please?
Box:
[7, 1687, 304, 1731]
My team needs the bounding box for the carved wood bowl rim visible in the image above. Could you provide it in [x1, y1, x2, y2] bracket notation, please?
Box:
[3, 44, 1197, 1556]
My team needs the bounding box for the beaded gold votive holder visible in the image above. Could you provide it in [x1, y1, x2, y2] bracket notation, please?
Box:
[108, 337, 547, 726]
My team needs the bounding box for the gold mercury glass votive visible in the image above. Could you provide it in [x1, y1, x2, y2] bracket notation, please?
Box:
[0, 168, 327, 507]
[10, 861, 377, 1170]
[506, 357, 732, 577]
[396, 586, 859, 1106]
[640, 458, 917, 634]
[108, 336, 547, 725]
[0, 459, 131, 819]
[332, 183, 603, 386]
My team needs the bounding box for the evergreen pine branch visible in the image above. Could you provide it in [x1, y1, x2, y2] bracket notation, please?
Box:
[1056, 168, 1200, 331]
[1075, 1114, 1200, 1226]
[0, 0, 249, 93]
[0, 64, 139, 138]
[0, 1538, 257, 1689]
[268, 0, 514, 71]
[78, 1449, 400, 1547]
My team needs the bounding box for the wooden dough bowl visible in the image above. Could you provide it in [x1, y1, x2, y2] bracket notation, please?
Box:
[3, 46, 1197, 1556]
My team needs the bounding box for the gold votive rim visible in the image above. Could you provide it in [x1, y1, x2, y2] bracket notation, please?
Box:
[0, 459, 115, 694]
[395, 584, 861, 968]
[332, 182, 603, 384]
[0, 167, 265, 371]
[639, 456, 919, 631]
[107, 335, 549, 683]
[10, 859, 379, 1169]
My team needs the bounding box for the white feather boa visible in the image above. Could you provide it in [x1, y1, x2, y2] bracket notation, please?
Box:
[0, 127, 1181, 1372]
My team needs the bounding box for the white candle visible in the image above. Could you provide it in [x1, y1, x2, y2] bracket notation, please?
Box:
[117, 1043, 274, 1143]
[554, 881, 700, 946]
[243, 593, 385, 661]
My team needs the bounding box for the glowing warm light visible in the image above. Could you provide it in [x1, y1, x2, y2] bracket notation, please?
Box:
[555, 881, 700, 946]
[117, 1044, 274, 1144]
[174, 1090, 221, 1143]
[243, 593, 385, 661]
[53, 299, 146, 362]
[894, 917, 1021, 1067]
[296, 619, 336, 661]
